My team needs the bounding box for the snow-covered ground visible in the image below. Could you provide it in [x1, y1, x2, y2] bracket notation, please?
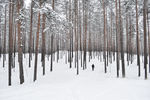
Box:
[0, 52, 150, 100]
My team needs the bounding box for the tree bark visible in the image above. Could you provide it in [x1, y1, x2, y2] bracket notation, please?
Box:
[17, 0, 24, 84]
[33, 1, 41, 81]
[115, 0, 119, 77]
[3, 5, 7, 68]
[143, 0, 148, 79]
[136, 0, 141, 76]
[8, 0, 13, 86]
[103, 0, 107, 73]
[41, 13, 46, 75]
[119, 0, 125, 78]
[29, 0, 33, 68]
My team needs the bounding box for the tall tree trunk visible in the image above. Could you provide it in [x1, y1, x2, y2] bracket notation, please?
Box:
[8, 0, 13, 86]
[119, 0, 125, 78]
[41, 13, 46, 75]
[129, 14, 132, 64]
[83, 0, 88, 70]
[13, 24, 16, 68]
[75, 0, 79, 75]
[126, 15, 129, 66]
[11, 2, 15, 68]
[69, 0, 72, 68]
[115, 0, 119, 77]
[17, 0, 24, 84]
[50, 34, 54, 72]
[109, 29, 112, 64]
[88, 12, 91, 62]
[0, 13, 2, 58]
[106, 9, 109, 67]
[136, 0, 141, 76]
[3, 5, 7, 68]
[29, 0, 33, 68]
[103, 0, 107, 73]
[50, 0, 55, 72]
[143, 0, 148, 79]
[56, 35, 59, 62]
[33, 1, 41, 81]
[147, 8, 150, 73]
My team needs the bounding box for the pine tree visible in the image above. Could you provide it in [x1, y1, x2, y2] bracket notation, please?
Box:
[8, 0, 13, 86]
[41, 13, 46, 75]
[29, 0, 33, 68]
[17, 0, 24, 84]
[143, 0, 148, 79]
[135, 0, 141, 76]
[115, 0, 119, 77]
[103, 0, 107, 73]
[34, 0, 41, 81]
[119, 0, 125, 78]
[50, 0, 55, 72]
[3, 5, 7, 68]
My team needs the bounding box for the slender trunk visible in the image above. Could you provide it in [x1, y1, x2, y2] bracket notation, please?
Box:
[143, 0, 147, 79]
[41, 14, 46, 75]
[75, 0, 79, 75]
[56, 36, 59, 62]
[50, 34, 54, 72]
[129, 14, 132, 64]
[3, 5, 7, 68]
[126, 15, 129, 66]
[115, 0, 119, 77]
[69, 0, 72, 68]
[106, 9, 109, 67]
[29, 0, 33, 68]
[79, 2, 82, 68]
[50, 0, 55, 72]
[83, 1, 88, 70]
[11, 2, 14, 68]
[119, 0, 125, 78]
[8, 0, 13, 86]
[103, 0, 107, 73]
[13, 24, 16, 68]
[33, 4, 41, 81]
[136, 0, 141, 76]
[147, 8, 150, 73]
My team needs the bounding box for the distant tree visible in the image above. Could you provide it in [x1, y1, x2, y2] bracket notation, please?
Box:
[83, 0, 88, 70]
[126, 15, 129, 66]
[115, 0, 119, 77]
[103, 0, 107, 73]
[3, 5, 7, 68]
[74, 0, 79, 75]
[69, 0, 72, 69]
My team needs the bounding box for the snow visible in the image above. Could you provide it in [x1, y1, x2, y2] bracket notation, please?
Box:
[24, 0, 31, 8]
[0, 52, 150, 100]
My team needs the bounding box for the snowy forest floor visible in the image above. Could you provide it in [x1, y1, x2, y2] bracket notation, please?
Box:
[0, 52, 150, 100]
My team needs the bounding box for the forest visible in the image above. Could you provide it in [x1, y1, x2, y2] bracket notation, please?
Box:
[0, 0, 150, 100]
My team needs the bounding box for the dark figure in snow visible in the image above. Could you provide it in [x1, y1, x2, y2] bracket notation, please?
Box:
[92, 64, 95, 71]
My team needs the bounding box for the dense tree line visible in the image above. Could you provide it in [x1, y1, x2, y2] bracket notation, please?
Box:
[0, 0, 149, 86]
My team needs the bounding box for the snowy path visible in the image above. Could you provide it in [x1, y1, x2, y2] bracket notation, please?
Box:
[0, 55, 150, 100]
